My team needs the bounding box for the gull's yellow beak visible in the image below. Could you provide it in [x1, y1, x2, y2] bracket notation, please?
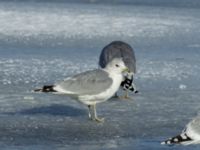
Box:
[122, 67, 129, 73]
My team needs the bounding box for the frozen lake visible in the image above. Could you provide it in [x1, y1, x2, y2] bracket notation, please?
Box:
[0, 1, 200, 149]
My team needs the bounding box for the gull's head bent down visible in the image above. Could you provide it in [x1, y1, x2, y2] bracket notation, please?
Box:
[104, 58, 129, 74]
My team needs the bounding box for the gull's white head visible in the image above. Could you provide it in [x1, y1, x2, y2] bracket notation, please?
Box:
[105, 58, 129, 74]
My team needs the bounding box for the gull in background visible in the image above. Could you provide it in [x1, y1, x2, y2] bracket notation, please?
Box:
[34, 58, 129, 122]
[99, 41, 138, 99]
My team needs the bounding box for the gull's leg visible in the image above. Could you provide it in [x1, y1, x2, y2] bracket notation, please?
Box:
[119, 90, 131, 100]
[90, 104, 104, 122]
[94, 104, 104, 122]
[121, 91, 130, 99]
[124, 90, 130, 99]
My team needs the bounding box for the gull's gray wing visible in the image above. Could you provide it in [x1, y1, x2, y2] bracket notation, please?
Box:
[99, 41, 136, 73]
[54, 69, 112, 95]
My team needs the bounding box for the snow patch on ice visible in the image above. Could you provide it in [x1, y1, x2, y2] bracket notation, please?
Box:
[0, 2, 198, 47]
[188, 44, 200, 48]
[0, 58, 97, 86]
[1, 57, 199, 88]
[23, 96, 34, 100]
[137, 60, 197, 81]
[179, 84, 187, 90]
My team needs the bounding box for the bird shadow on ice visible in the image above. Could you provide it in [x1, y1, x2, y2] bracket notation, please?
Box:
[5, 104, 86, 117]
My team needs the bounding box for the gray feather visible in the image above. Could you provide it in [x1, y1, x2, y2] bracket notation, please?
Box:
[54, 69, 113, 95]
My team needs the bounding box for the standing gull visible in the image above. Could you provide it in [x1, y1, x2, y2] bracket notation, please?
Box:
[34, 58, 129, 122]
[161, 116, 200, 145]
[99, 41, 138, 99]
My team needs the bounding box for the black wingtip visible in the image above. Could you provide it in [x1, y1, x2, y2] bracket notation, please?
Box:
[34, 85, 57, 93]
[161, 133, 192, 145]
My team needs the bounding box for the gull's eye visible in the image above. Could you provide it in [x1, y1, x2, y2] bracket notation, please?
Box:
[115, 64, 119, 67]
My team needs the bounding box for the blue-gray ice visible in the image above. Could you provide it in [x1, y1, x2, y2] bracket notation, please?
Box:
[0, 1, 200, 150]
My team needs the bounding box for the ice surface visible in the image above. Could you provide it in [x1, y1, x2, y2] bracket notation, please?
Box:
[0, 1, 200, 150]
[0, 1, 200, 50]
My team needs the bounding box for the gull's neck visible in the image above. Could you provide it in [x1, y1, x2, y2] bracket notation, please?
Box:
[103, 67, 124, 93]
[103, 67, 122, 79]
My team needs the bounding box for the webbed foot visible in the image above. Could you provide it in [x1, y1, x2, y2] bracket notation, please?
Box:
[119, 95, 131, 100]
[94, 117, 105, 123]
[88, 104, 105, 123]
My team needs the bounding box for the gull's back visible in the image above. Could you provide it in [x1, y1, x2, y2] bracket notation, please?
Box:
[99, 41, 136, 73]
[54, 69, 113, 96]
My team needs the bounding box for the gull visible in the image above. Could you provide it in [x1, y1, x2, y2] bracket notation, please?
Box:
[99, 41, 138, 99]
[161, 116, 200, 145]
[34, 58, 129, 122]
